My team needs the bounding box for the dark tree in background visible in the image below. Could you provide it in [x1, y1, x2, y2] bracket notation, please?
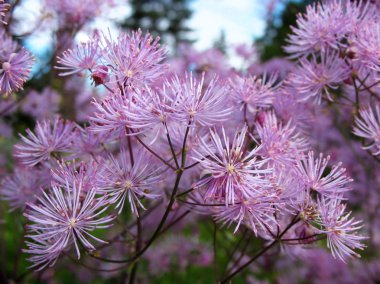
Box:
[256, 0, 315, 61]
[122, 0, 194, 49]
[213, 30, 227, 54]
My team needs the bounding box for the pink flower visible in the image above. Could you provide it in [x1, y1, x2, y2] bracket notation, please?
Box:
[0, 0, 10, 24]
[99, 147, 162, 215]
[0, 166, 50, 210]
[289, 52, 350, 104]
[353, 104, 380, 155]
[317, 197, 367, 262]
[351, 21, 380, 73]
[256, 111, 308, 167]
[0, 49, 34, 96]
[214, 197, 277, 236]
[230, 74, 279, 112]
[167, 73, 232, 126]
[24, 176, 114, 270]
[194, 126, 270, 206]
[101, 29, 167, 87]
[296, 151, 352, 199]
[56, 40, 100, 76]
[14, 117, 75, 166]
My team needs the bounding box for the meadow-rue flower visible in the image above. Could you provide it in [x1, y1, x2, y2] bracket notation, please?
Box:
[317, 197, 367, 262]
[256, 111, 308, 167]
[56, 40, 100, 76]
[0, 0, 10, 24]
[99, 147, 161, 215]
[101, 29, 167, 87]
[0, 49, 34, 96]
[353, 104, 380, 155]
[289, 52, 350, 104]
[24, 177, 114, 269]
[230, 74, 279, 112]
[166, 73, 232, 126]
[296, 151, 353, 199]
[14, 117, 75, 166]
[0, 166, 50, 210]
[194, 126, 271, 206]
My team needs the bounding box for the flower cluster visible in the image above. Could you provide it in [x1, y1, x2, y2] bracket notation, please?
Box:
[0, 0, 375, 282]
[56, 29, 167, 89]
[0, 0, 10, 25]
[0, 28, 34, 97]
[24, 171, 114, 270]
[353, 104, 380, 155]
[284, 0, 379, 104]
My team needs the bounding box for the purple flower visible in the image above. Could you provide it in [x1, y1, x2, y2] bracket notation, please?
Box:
[272, 86, 313, 131]
[74, 89, 99, 122]
[289, 52, 350, 104]
[70, 126, 106, 158]
[290, 188, 317, 223]
[295, 151, 352, 199]
[45, 0, 110, 27]
[0, 49, 34, 96]
[0, 29, 17, 60]
[51, 160, 104, 193]
[235, 43, 256, 61]
[56, 40, 100, 76]
[285, 1, 371, 58]
[317, 197, 366, 262]
[90, 88, 133, 138]
[285, 1, 347, 57]
[214, 197, 277, 236]
[91, 83, 179, 139]
[230, 74, 279, 111]
[124, 85, 175, 132]
[353, 104, 380, 155]
[101, 29, 167, 87]
[21, 87, 60, 120]
[193, 126, 270, 206]
[0, 0, 10, 24]
[166, 73, 232, 126]
[0, 166, 50, 210]
[169, 124, 210, 169]
[24, 176, 114, 270]
[14, 117, 75, 166]
[0, 96, 17, 115]
[268, 167, 304, 207]
[255, 111, 308, 167]
[250, 58, 295, 79]
[351, 21, 380, 73]
[99, 147, 162, 215]
[0, 119, 12, 137]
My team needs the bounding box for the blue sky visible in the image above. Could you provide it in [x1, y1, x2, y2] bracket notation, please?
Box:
[189, 0, 269, 49]
[20, 0, 270, 54]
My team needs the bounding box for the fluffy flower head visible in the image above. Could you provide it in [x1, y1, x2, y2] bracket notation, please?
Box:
[194, 126, 270, 206]
[14, 117, 75, 166]
[24, 177, 114, 269]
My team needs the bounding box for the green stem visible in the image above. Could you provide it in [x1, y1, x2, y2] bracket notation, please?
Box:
[128, 210, 142, 284]
[220, 215, 300, 283]
[164, 122, 180, 169]
[181, 120, 192, 168]
[213, 222, 218, 281]
[134, 135, 175, 170]
[92, 171, 183, 264]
